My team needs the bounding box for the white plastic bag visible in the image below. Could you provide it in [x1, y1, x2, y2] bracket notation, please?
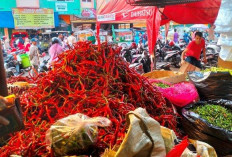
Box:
[215, 0, 232, 33]
[46, 113, 111, 156]
[219, 45, 232, 61]
[217, 33, 232, 46]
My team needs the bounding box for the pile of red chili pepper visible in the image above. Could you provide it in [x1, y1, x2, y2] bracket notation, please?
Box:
[1, 42, 177, 156]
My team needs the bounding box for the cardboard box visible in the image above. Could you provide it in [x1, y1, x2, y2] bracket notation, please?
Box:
[143, 70, 186, 84]
[179, 61, 201, 73]
[218, 57, 232, 70]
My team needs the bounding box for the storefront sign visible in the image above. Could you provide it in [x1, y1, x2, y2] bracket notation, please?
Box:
[12, 8, 54, 29]
[40, 0, 79, 15]
[16, 0, 39, 8]
[97, 13, 115, 22]
[56, 3, 67, 11]
[47, 0, 74, 2]
[81, 8, 96, 18]
[122, 9, 153, 19]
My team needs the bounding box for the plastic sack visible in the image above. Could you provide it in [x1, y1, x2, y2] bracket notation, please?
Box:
[115, 108, 166, 157]
[217, 34, 232, 46]
[46, 113, 111, 156]
[215, 0, 232, 33]
[158, 82, 199, 107]
[181, 100, 232, 156]
[188, 71, 232, 101]
[219, 45, 232, 61]
[160, 126, 177, 153]
[181, 139, 217, 157]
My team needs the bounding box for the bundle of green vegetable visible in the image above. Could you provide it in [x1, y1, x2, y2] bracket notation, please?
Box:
[191, 104, 232, 131]
[155, 83, 170, 88]
[203, 67, 232, 75]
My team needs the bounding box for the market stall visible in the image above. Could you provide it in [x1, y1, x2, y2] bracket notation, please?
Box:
[160, 0, 221, 25]
[1, 0, 232, 156]
[96, 0, 161, 55]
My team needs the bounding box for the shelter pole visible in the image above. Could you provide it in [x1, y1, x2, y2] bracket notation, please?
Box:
[0, 41, 8, 96]
[96, 22, 101, 47]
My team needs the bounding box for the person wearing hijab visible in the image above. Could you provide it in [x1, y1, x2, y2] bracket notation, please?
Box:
[48, 37, 63, 66]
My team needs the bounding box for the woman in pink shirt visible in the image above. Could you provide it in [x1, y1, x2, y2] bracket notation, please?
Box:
[48, 38, 63, 66]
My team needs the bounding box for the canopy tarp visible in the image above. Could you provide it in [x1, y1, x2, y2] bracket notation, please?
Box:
[97, 0, 160, 54]
[161, 0, 222, 25]
[96, 0, 222, 54]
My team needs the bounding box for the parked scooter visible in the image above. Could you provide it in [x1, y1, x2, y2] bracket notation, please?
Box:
[129, 63, 144, 74]
[39, 53, 49, 73]
[206, 42, 221, 54]
[164, 50, 182, 68]
[156, 62, 171, 70]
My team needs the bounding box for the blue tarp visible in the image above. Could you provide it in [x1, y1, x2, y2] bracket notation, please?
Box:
[0, 11, 15, 28]
[54, 12, 59, 27]
[0, 11, 59, 28]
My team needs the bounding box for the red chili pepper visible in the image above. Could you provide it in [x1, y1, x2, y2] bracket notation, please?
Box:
[2, 42, 177, 156]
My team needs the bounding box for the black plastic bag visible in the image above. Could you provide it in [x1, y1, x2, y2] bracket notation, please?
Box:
[181, 100, 232, 156]
[188, 71, 232, 101]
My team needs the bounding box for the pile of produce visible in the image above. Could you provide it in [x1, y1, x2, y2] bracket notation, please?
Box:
[191, 104, 232, 131]
[203, 67, 232, 74]
[155, 82, 170, 88]
[148, 79, 171, 88]
[0, 42, 177, 156]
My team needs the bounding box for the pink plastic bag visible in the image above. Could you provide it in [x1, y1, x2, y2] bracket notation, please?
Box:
[159, 82, 199, 107]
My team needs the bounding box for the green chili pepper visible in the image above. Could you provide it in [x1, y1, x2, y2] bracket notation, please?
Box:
[191, 104, 232, 131]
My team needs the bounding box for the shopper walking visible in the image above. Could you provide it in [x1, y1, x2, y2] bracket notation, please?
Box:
[183, 31, 191, 44]
[181, 32, 207, 69]
[67, 31, 77, 47]
[29, 38, 40, 74]
[173, 29, 179, 43]
[49, 38, 63, 66]
[58, 33, 64, 47]
[141, 51, 151, 73]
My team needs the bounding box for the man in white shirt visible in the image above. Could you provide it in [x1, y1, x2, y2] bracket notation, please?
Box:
[29, 38, 40, 74]
[67, 31, 77, 47]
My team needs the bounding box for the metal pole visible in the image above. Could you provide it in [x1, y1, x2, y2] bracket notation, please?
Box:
[0, 41, 8, 96]
[153, 47, 157, 70]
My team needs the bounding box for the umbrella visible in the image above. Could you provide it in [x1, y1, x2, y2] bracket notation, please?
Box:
[190, 24, 208, 30]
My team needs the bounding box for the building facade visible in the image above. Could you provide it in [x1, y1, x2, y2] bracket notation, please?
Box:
[0, 0, 97, 38]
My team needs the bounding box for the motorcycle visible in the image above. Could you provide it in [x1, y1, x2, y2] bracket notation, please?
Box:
[206, 42, 221, 54]
[156, 62, 171, 70]
[39, 53, 49, 73]
[164, 50, 182, 68]
[129, 63, 144, 74]
[201, 52, 219, 68]
[4, 50, 31, 77]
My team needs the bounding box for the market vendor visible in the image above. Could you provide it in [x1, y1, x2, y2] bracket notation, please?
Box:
[181, 32, 207, 69]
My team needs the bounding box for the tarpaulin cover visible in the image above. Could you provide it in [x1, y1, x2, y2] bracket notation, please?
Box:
[161, 0, 222, 25]
[188, 71, 232, 101]
[96, 0, 160, 54]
